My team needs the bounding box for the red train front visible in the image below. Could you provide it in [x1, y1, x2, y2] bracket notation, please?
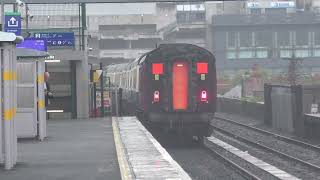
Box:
[107, 43, 216, 138]
[138, 44, 216, 137]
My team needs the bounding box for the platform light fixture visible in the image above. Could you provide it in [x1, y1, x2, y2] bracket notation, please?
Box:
[47, 110, 64, 113]
[45, 59, 61, 63]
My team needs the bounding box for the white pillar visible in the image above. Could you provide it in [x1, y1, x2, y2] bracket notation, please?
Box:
[76, 52, 89, 118]
[37, 61, 46, 140]
[2, 43, 17, 170]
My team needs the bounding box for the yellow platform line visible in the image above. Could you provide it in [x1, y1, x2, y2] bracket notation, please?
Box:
[112, 118, 133, 180]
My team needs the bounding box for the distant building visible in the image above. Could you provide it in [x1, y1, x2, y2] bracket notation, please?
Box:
[209, 12, 320, 74]
[87, 3, 176, 64]
[161, 2, 206, 47]
[97, 24, 162, 64]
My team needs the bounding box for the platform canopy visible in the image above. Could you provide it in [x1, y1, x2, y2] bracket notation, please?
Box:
[0, 31, 23, 43]
[16, 48, 49, 58]
[2, 0, 239, 4]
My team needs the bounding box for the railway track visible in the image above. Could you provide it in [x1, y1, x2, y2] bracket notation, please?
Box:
[210, 115, 320, 179]
[147, 125, 250, 180]
[211, 124, 320, 171]
[145, 121, 281, 180]
[214, 115, 320, 151]
[203, 143, 262, 180]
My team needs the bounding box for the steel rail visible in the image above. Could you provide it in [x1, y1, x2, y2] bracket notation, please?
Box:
[211, 125, 320, 172]
[214, 115, 320, 151]
[143, 117, 260, 180]
[204, 144, 262, 180]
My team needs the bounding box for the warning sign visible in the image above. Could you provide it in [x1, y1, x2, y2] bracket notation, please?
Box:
[92, 70, 103, 83]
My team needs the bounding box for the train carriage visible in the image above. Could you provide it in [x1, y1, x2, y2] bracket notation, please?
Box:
[107, 43, 216, 137]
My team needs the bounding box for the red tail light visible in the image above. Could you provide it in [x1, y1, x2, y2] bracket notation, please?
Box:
[201, 91, 207, 102]
[197, 62, 208, 74]
[153, 91, 160, 103]
[152, 63, 164, 75]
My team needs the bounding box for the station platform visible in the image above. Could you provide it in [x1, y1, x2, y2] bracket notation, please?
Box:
[113, 117, 191, 180]
[0, 118, 121, 180]
[0, 116, 190, 180]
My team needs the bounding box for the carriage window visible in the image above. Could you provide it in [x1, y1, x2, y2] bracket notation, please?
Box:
[133, 69, 137, 90]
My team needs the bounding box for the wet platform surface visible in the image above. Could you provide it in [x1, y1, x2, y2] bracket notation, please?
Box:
[113, 116, 191, 180]
[0, 118, 121, 180]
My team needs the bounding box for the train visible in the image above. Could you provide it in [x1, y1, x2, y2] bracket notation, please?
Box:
[106, 43, 217, 138]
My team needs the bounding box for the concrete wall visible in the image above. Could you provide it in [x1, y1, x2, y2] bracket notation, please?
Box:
[88, 15, 157, 31]
[217, 97, 265, 121]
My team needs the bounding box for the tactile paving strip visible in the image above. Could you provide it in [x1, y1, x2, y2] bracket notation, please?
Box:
[115, 117, 191, 180]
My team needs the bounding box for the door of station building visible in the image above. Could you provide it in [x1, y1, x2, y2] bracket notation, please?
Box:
[16, 61, 37, 137]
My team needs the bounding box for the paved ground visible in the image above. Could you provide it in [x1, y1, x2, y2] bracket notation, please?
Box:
[0, 118, 121, 180]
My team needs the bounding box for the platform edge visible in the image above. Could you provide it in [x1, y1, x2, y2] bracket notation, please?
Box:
[112, 117, 134, 180]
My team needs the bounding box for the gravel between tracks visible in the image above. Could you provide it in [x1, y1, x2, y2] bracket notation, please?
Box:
[152, 133, 247, 180]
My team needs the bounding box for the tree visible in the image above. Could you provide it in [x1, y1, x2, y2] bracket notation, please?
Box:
[283, 54, 303, 85]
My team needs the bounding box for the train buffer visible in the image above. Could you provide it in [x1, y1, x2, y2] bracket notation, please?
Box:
[112, 116, 191, 180]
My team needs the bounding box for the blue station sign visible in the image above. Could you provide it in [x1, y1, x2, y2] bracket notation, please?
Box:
[4, 12, 21, 35]
[16, 39, 47, 51]
[32, 32, 75, 47]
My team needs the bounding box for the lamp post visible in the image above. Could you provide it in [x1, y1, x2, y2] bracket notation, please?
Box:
[1, 2, 4, 31]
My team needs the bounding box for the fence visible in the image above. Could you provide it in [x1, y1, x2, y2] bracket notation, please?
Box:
[217, 97, 265, 121]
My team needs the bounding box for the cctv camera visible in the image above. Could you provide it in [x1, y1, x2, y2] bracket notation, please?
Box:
[16, 0, 24, 7]
[28, 13, 34, 19]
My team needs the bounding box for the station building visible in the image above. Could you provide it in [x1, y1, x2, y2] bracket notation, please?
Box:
[209, 12, 320, 74]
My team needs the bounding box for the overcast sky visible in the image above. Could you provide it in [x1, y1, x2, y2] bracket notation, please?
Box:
[86, 3, 156, 15]
[2, 3, 157, 16]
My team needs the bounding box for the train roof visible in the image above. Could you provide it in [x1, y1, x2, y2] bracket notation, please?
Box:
[139, 43, 214, 64]
[106, 63, 129, 73]
[106, 43, 214, 73]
